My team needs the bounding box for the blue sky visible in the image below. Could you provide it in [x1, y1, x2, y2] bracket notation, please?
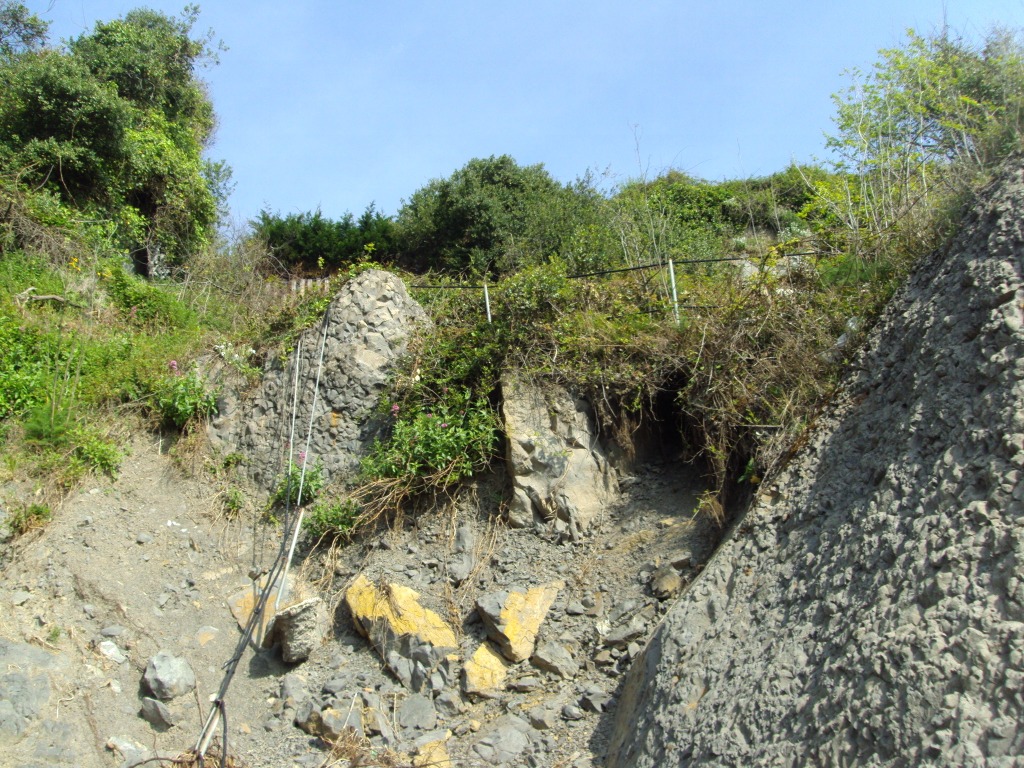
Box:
[32, 0, 1024, 224]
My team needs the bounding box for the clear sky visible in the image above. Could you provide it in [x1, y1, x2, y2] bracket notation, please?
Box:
[30, 0, 1024, 225]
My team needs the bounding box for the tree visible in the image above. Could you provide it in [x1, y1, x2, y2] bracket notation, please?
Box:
[396, 155, 597, 275]
[0, 1, 47, 60]
[0, 6, 227, 273]
[68, 6, 219, 146]
[817, 27, 1024, 259]
[253, 204, 396, 274]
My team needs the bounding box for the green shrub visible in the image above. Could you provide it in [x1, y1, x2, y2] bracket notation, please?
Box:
[222, 485, 246, 519]
[71, 427, 122, 476]
[362, 391, 497, 487]
[0, 316, 51, 417]
[154, 367, 217, 428]
[304, 498, 359, 541]
[105, 266, 195, 328]
[272, 456, 325, 507]
[6, 502, 51, 537]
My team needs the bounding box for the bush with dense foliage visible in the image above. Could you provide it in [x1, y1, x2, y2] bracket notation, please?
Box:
[0, 3, 227, 273]
[252, 204, 396, 274]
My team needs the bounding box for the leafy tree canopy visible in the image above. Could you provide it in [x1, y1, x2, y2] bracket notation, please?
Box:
[253, 204, 396, 274]
[0, 4, 227, 273]
[0, 1, 46, 60]
[396, 154, 602, 276]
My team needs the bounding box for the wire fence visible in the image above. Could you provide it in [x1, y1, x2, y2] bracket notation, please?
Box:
[409, 251, 820, 325]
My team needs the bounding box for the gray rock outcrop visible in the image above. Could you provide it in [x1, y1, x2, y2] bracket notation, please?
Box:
[502, 373, 618, 538]
[606, 164, 1024, 765]
[209, 269, 427, 488]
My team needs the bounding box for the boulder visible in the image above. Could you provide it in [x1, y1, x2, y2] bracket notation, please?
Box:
[345, 574, 457, 693]
[142, 651, 195, 701]
[476, 582, 562, 662]
[208, 270, 428, 489]
[461, 642, 510, 698]
[262, 597, 328, 663]
[501, 373, 617, 539]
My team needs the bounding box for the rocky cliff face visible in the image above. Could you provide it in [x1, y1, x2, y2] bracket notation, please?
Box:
[208, 269, 428, 488]
[606, 165, 1024, 765]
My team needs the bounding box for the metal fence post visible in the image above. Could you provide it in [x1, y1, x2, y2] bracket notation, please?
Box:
[668, 259, 680, 325]
[483, 281, 492, 323]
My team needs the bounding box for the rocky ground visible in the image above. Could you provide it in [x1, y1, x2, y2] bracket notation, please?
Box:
[0, 429, 716, 768]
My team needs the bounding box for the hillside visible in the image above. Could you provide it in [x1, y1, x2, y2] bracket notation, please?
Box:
[2, 8, 1024, 767]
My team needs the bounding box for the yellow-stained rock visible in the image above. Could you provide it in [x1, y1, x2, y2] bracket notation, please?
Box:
[345, 574, 458, 692]
[461, 642, 510, 697]
[226, 573, 303, 642]
[477, 582, 562, 662]
[412, 730, 453, 767]
[345, 574, 457, 648]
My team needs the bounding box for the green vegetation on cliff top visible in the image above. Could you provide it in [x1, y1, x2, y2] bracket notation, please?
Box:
[1, 2, 1021, 535]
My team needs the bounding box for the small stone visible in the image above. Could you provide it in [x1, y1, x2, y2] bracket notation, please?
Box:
[562, 704, 585, 721]
[101, 625, 127, 638]
[321, 677, 349, 696]
[603, 619, 646, 648]
[280, 673, 308, 705]
[580, 689, 612, 713]
[194, 626, 219, 647]
[98, 641, 127, 665]
[11, 591, 31, 606]
[82, 603, 96, 618]
[320, 706, 363, 740]
[532, 642, 579, 679]
[434, 690, 465, 718]
[398, 693, 437, 732]
[528, 706, 559, 730]
[136, 533, 152, 545]
[462, 642, 509, 697]
[650, 565, 682, 600]
[411, 741, 452, 768]
[472, 715, 533, 764]
[510, 676, 542, 692]
[139, 697, 176, 729]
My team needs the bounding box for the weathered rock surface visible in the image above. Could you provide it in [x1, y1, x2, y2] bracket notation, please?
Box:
[476, 581, 562, 662]
[263, 596, 328, 663]
[462, 641, 510, 697]
[607, 164, 1024, 765]
[502, 373, 618, 538]
[209, 269, 428, 488]
[142, 651, 196, 701]
[345, 574, 458, 693]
